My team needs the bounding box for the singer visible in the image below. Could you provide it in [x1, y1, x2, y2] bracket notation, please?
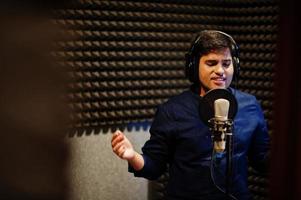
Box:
[111, 30, 270, 200]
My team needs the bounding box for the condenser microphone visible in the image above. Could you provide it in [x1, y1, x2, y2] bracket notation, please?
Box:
[199, 88, 237, 152]
[213, 99, 230, 153]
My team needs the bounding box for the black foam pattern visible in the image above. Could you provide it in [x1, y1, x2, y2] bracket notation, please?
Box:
[53, 1, 278, 199]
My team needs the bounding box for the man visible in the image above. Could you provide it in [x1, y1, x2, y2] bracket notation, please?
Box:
[111, 30, 270, 200]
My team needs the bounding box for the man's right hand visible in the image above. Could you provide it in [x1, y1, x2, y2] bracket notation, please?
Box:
[111, 130, 145, 171]
[111, 130, 135, 160]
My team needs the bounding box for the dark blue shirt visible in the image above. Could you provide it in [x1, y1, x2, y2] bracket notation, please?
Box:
[129, 86, 270, 200]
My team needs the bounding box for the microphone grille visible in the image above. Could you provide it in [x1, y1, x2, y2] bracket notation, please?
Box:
[214, 99, 229, 121]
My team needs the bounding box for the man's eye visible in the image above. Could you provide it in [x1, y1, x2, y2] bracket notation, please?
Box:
[206, 61, 217, 66]
[222, 61, 231, 68]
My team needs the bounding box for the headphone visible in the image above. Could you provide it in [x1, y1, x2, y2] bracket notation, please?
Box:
[185, 30, 240, 84]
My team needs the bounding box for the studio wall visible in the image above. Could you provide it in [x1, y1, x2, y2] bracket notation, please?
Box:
[51, 1, 279, 199]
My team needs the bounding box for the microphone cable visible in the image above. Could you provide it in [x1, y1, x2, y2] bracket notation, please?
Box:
[209, 142, 238, 200]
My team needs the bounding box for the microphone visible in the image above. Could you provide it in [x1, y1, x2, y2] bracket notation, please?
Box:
[199, 88, 237, 152]
[212, 98, 230, 153]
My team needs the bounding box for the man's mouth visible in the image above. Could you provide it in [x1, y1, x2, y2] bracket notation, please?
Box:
[211, 77, 226, 85]
[211, 77, 226, 81]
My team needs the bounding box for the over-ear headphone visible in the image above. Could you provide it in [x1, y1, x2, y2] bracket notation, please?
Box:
[185, 30, 240, 84]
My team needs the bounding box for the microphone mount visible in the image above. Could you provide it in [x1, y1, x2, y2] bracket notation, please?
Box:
[208, 118, 234, 152]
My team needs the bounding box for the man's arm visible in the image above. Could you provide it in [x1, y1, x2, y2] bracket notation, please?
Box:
[111, 104, 174, 180]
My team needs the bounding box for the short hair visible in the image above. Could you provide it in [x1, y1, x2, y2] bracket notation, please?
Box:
[190, 30, 234, 58]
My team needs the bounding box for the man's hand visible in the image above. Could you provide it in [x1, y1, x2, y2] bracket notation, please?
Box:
[111, 130, 135, 160]
[111, 130, 144, 171]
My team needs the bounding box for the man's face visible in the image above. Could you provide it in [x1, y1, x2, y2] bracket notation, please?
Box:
[198, 48, 234, 96]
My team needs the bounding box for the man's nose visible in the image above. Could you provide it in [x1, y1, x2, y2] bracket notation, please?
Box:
[214, 64, 224, 75]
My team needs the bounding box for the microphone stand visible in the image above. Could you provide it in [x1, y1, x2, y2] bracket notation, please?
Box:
[209, 119, 234, 199]
[225, 120, 234, 199]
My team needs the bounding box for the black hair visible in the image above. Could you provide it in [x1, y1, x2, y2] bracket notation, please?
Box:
[191, 30, 235, 60]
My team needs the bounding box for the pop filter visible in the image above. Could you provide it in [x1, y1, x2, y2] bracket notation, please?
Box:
[199, 88, 238, 127]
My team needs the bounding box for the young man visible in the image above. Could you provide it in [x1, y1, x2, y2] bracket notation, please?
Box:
[111, 30, 270, 200]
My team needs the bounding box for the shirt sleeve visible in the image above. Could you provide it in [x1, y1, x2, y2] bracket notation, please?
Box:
[128, 104, 175, 180]
[248, 98, 270, 173]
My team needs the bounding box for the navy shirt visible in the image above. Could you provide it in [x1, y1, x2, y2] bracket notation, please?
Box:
[129, 86, 270, 200]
